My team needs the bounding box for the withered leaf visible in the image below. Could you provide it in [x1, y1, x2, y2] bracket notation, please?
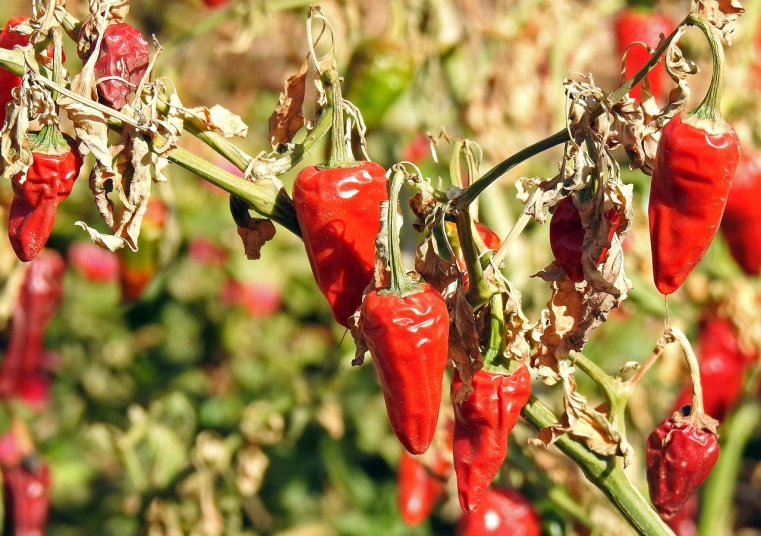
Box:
[448, 287, 482, 402]
[415, 236, 457, 294]
[409, 190, 437, 232]
[186, 105, 248, 138]
[693, 0, 744, 44]
[267, 58, 309, 148]
[230, 196, 276, 260]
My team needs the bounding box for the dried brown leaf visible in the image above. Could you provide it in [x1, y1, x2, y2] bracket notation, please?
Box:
[186, 105, 248, 138]
[267, 58, 308, 148]
[693, 0, 745, 43]
[230, 196, 276, 260]
[414, 236, 457, 294]
[448, 287, 482, 402]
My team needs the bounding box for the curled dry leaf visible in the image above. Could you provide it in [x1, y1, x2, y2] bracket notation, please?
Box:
[267, 58, 308, 148]
[502, 279, 533, 365]
[408, 189, 437, 232]
[230, 195, 276, 261]
[448, 286, 483, 402]
[0, 84, 32, 180]
[185, 105, 248, 139]
[414, 234, 457, 294]
[693, 0, 744, 44]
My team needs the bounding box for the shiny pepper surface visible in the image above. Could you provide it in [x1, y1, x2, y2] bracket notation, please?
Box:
[8, 128, 83, 262]
[649, 113, 740, 294]
[646, 407, 720, 519]
[720, 152, 761, 275]
[550, 197, 620, 283]
[613, 9, 673, 100]
[294, 161, 387, 327]
[451, 366, 531, 514]
[94, 23, 149, 110]
[4, 460, 52, 535]
[456, 488, 541, 536]
[397, 451, 447, 526]
[361, 283, 449, 454]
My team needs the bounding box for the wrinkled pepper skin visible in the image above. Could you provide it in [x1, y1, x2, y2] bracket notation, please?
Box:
[397, 451, 446, 526]
[8, 132, 83, 262]
[646, 408, 720, 520]
[720, 152, 761, 275]
[456, 488, 541, 536]
[344, 39, 417, 128]
[4, 460, 52, 536]
[0, 17, 30, 125]
[0, 250, 65, 402]
[550, 197, 620, 283]
[648, 114, 741, 294]
[451, 366, 531, 514]
[613, 9, 674, 100]
[294, 161, 387, 327]
[361, 283, 449, 454]
[94, 23, 150, 110]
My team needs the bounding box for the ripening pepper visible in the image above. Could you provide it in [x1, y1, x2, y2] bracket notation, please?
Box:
[397, 445, 451, 526]
[648, 17, 741, 295]
[118, 198, 167, 302]
[68, 242, 120, 283]
[613, 8, 674, 100]
[550, 197, 620, 283]
[293, 70, 388, 327]
[360, 169, 449, 455]
[344, 39, 417, 128]
[456, 488, 541, 536]
[4, 458, 52, 536]
[451, 365, 531, 514]
[720, 151, 761, 276]
[8, 127, 83, 262]
[93, 23, 150, 110]
[646, 405, 719, 520]
[0, 249, 65, 403]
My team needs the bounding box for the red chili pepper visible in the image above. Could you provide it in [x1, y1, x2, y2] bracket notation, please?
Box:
[203, 0, 231, 8]
[93, 23, 149, 110]
[0, 249, 65, 404]
[3, 458, 52, 536]
[671, 319, 756, 423]
[664, 494, 698, 536]
[293, 71, 388, 327]
[549, 197, 620, 283]
[648, 113, 740, 294]
[720, 151, 761, 276]
[613, 8, 673, 100]
[646, 405, 720, 520]
[0, 16, 30, 125]
[451, 365, 531, 514]
[8, 126, 83, 263]
[397, 451, 448, 526]
[68, 242, 120, 283]
[118, 199, 167, 302]
[456, 487, 541, 536]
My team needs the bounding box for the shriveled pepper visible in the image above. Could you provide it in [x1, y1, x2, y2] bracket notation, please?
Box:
[613, 6, 674, 101]
[648, 17, 740, 294]
[4, 457, 52, 535]
[8, 126, 83, 262]
[550, 196, 620, 283]
[118, 198, 167, 302]
[456, 487, 541, 536]
[451, 364, 531, 513]
[360, 170, 449, 455]
[92, 23, 150, 110]
[0, 249, 65, 405]
[720, 151, 761, 276]
[293, 70, 387, 327]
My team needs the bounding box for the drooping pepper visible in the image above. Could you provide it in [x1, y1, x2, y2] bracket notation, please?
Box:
[293, 70, 388, 327]
[456, 487, 541, 536]
[118, 198, 167, 302]
[720, 151, 761, 276]
[648, 17, 741, 295]
[549, 196, 620, 283]
[451, 364, 531, 514]
[92, 23, 150, 110]
[360, 169, 449, 455]
[0, 249, 65, 405]
[613, 6, 674, 101]
[3, 458, 52, 535]
[8, 126, 83, 262]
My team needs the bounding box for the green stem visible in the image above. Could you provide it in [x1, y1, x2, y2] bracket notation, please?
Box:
[455, 209, 496, 307]
[455, 19, 687, 208]
[482, 292, 505, 369]
[382, 170, 416, 293]
[521, 396, 674, 536]
[687, 14, 725, 120]
[571, 352, 619, 406]
[323, 69, 354, 168]
[698, 402, 761, 536]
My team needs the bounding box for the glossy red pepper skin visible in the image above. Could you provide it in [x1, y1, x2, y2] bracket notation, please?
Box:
[0, 250, 65, 403]
[94, 23, 149, 110]
[294, 161, 388, 327]
[4, 460, 52, 536]
[451, 366, 531, 514]
[649, 114, 741, 294]
[720, 152, 761, 275]
[549, 197, 620, 283]
[672, 319, 756, 423]
[397, 451, 447, 526]
[613, 9, 674, 101]
[646, 408, 720, 520]
[360, 283, 449, 454]
[456, 488, 541, 536]
[8, 132, 83, 262]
